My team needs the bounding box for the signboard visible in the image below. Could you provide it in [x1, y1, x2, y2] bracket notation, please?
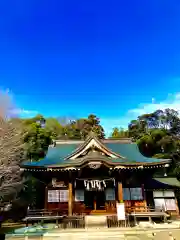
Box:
[154, 198, 166, 211]
[52, 179, 67, 188]
[117, 203, 125, 220]
[105, 188, 115, 200]
[59, 190, 69, 202]
[75, 190, 84, 202]
[165, 199, 176, 211]
[48, 190, 59, 203]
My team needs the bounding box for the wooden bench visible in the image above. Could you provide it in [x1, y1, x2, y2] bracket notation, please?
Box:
[24, 209, 65, 226]
[23, 215, 65, 227]
[129, 211, 169, 225]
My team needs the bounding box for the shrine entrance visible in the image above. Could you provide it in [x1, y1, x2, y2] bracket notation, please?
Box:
[75, 177, 116, 213]
[83, 178, 107, 211]
[84, 190, 105, 210]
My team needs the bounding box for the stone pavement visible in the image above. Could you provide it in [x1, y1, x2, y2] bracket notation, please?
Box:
[5, 230, 180, 240]
[5, 224, 180, 240]
[43, 228, 180, 239]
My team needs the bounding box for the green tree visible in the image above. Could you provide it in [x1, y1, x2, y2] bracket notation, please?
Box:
[23, 121, 52, 161]
[45, 118, 63, 139]
[80, 114, 105, 139]
[128, 119, 146, 140]
[62, 114, 105, 140]
[23, 114, 45, 125]
[128, 108, 180, 159]
[137, 129, 170, 157]
[110, 127, 129, 139]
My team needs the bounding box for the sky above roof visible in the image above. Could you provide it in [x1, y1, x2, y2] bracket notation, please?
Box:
[0, 0, 180, 135]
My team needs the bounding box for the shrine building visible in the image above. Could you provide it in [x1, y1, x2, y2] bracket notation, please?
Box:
[21, 133, 180, 216]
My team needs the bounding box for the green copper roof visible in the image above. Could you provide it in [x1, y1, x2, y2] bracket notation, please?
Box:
[106, 143, 157, 163]
[153, 178, 180, 187]
[22, 140, 171, 168]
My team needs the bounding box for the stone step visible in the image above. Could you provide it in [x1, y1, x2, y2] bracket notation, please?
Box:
[85, 215, 107, 228]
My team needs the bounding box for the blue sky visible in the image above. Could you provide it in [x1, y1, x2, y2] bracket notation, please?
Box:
[0, 0, 180, 135]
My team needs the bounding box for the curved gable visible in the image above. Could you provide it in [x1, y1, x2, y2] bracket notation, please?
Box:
[65, 134, 124, 160]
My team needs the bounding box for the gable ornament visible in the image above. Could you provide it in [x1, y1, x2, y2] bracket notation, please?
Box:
[88, 161, 101, 169]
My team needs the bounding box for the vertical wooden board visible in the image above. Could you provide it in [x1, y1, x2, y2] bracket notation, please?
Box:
[118, 182, 123, 201]
[68, 182, 73, 216]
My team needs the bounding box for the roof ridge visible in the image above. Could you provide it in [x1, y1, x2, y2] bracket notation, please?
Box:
[54, 138, 132, 145]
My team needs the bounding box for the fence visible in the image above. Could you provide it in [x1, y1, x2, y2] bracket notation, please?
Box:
[59, 216, 85, 229]
[107, 215, 132, 228]
[25, 208, 170, 229]
[24, 209, 85, 229]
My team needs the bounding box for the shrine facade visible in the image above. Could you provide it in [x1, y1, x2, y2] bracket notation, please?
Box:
[22, 133, 180, 216]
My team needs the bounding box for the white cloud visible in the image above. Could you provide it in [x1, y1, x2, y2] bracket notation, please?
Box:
[0, 88, 38, 118]
[9, 108, 38, 118]
[128, 92, 180, 116]
[101, 92, 180, 136]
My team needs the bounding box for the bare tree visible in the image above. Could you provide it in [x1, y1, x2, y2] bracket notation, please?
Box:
[0, 91, 25, 205]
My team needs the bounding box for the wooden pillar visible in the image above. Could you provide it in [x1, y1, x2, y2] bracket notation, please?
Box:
[94, 197, 97, 210]
[142, 184, 147, 211]
[118, 182, 123, 202]
[44, 186, 48, 209]
[68, 182, 73, 216]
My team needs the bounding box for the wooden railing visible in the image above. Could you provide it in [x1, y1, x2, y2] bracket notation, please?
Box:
[25, 207, 171, 229]
[27, 209, 59, 216]
[59, 216, 85, 229]
[107, 215, 131, 228]
[25, 209, 85, 229]
[125, 206, 166, 213]
[105, 201, 116, 213]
